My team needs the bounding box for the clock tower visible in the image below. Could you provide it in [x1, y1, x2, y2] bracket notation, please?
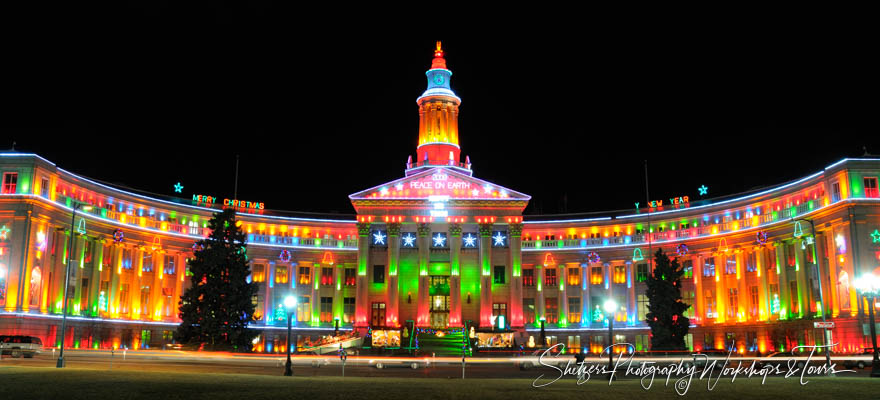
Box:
[412, 41, 464, 174]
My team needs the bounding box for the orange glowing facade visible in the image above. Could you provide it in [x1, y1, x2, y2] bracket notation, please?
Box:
[1, 44, 880, 356]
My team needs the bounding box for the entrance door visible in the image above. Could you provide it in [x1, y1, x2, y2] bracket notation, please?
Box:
[429, 276, 450, 329]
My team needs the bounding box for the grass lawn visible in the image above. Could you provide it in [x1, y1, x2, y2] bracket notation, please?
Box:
[1, 366, 879, 400]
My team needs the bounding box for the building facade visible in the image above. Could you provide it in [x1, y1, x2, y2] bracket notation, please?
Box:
[2, 43, 880, 355]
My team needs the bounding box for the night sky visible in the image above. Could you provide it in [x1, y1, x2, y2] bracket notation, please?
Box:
[5, 5, 876, 218]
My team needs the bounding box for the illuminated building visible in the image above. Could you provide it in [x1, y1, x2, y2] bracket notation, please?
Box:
[2, 43, 880, 355]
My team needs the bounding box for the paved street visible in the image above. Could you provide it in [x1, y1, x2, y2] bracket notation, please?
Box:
[1, 349, 874, 379]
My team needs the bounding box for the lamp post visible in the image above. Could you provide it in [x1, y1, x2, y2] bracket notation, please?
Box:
[793, 218, 832, 373]
[604, 299, 618, 380]
[854, 273, 880, 377]
[334, 317, 340, 336]
[283, 295, 297, 376]
[57, 202, 91, 368]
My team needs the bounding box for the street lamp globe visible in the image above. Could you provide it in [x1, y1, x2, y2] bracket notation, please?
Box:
[855, 274, 880, 297]
[284, 295, 297, 311]
[603, 299, 618, 314]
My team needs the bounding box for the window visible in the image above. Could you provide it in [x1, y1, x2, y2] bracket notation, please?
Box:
[297, 296, 310, 322]
[119, 283, 130, 314]
[251, 264, 265, 282]
[371, 302, 386, 326]
[344, 268, 356, 286]
[682, 260, 693, 279]
[591, 296, 603, 322]
[493, 265, 505, 284]
[343, 297, 355, 323]
[769, 283, 780, 314]
[79, 278, 89, 314]
[122, 249, 133, 270]
[99, 281, 109, 312]
[523, 298, 535, 324]
[544, 269, 557, 286]
[705, 290, 716, 318]
[567, 335, 581, 353]
[0, 262, 7, 303]
[142, 253, 153, 273]
[321, 267, 333, 286]
[140, 287, 150, 315]
[749, 286, 759, 318]
[703, 257, 715, 277]
[298, 266, 311, 285]
[163, 255, 175, 275]
[746, 331, 758, 352]
[725, 332, 736, 351]
[682, 290, 695, 318]
[786, 243, 796, 268]
[373, 265, 385, 284]
[1, 172, 17, 194]
[523, 268, 535, 287]
[567, 267, 580, 286]
[725, 255, 736, 275]
[831, 181, 841, 202]
[544, 298, 557, 323]
[613, 265, 626, 284]
[590, 335, 605, 354]
[704, 332, 715, 350]
[492, 303, 507, 327]
[746, 252, 757, 272]
[637, 263, 649, 282]
[637, 294, 649, 322]
[767, 247, 777, 272]
[40, 177, 49, 198]
[275, 266, 288, 284]
[320, 297, 332, 322]
[865, 177, 878, 198]
[635, 334, 650, 352]
[789, 281, 799, 314]
[568, 297, 581, 323]
[727, 288, 738, 318]
[590, 266, 603, 285]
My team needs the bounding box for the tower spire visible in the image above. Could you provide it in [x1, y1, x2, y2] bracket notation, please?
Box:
[409, 41, 465, 176]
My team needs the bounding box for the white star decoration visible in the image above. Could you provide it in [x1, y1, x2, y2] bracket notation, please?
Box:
[483, 184, 492, 194]
[471, 188, 480, 196]
[493, 232, 506, 246]
[402, 233, 416, 247]
[433, 233, 447, 247]
[463, 233, 477, 247]
[373, 231, 386, 245]
[395, 183, 404, 191]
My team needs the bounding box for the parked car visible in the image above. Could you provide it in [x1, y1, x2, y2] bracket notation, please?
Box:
[0, 335, 43, 358]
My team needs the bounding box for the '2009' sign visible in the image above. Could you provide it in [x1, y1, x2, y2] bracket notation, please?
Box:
[409, 173, 472, 191]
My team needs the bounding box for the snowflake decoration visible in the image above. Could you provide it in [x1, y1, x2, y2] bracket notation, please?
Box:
[463, 233, 477, 247]
[402, 233, 416, 247]
[373, 230, 386, 245]
[433, 233, 447, 247]
[492, 231, 506, 246]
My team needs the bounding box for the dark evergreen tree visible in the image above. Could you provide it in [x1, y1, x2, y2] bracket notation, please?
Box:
[175, 209, 258, 350]
[644, 248, 690, 350]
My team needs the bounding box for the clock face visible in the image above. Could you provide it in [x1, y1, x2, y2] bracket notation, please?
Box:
[433, 74, 445, 85]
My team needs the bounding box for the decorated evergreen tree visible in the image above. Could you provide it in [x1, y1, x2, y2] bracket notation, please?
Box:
[175, 209, 258, 350]
[644, 248, 690, 350]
